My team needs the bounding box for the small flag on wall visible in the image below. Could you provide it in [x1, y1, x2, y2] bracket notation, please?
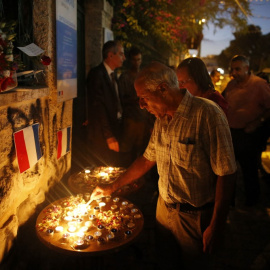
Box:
[13, 123, 42, 173]
[57, 126, 71, 159]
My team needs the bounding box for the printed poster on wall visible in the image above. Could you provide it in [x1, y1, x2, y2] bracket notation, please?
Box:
[56, 0, 77, 102]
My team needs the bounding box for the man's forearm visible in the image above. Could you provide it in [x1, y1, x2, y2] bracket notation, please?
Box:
[112, 156, 156, 192]
[210, 173, 236, 230]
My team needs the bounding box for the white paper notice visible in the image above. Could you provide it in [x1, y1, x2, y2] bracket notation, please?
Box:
[17, 43, 45, 57]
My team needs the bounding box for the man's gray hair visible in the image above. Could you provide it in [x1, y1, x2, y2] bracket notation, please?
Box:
[135, 61, 179, 92]
[231, 55, 250, 66]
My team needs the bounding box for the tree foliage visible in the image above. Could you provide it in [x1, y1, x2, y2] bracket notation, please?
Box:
[108, 0, 251, 64]
[218, 25, 270, 72]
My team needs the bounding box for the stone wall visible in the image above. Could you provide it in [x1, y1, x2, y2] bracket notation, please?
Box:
[0, 0, 72, 263]
[85, 0, 114, 73]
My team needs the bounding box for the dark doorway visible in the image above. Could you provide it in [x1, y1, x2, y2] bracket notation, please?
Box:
[71, 1, 88, 173]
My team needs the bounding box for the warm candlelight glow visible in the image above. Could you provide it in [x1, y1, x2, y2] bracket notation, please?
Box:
[68, 225, 77, 233]
[55, 226, 63, 232]
[98, 172, 108, 178]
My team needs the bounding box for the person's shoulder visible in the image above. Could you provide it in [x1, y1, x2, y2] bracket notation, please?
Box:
[88, 63, 107, 79]
[194, 96, 224, 114]
[252, 74, 269, 84]
[90, 63, 105, 73]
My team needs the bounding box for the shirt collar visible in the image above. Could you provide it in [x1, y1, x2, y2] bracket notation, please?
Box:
[174, 89, 193, 120]
[103, 61, 114, 76]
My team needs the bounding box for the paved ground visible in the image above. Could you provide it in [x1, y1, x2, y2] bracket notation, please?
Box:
[1, 151, 270, 270]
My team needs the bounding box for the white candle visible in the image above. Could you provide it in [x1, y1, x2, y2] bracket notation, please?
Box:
[64, 216, 73, 222]
[108, 167, 114, 172]
[106, 233, 114, 241]
[62, 233, 70, 239]
[55, 226, 64, 233]
[85, 221, 91, 227]
[99, 202, 106, 210]
[94, 231, 102, 239]
[77, 231, 85, 238]
[68, 225, 77, 233]
[80, 226, 88, 233]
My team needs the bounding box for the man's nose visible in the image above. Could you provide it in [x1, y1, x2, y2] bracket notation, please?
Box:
[139, 99, 146, 109]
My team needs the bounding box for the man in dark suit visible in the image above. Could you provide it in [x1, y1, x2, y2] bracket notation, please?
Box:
[86, 40, 126, 166]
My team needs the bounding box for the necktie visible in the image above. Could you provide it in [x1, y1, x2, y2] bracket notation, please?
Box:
[111, 72, 122, 119]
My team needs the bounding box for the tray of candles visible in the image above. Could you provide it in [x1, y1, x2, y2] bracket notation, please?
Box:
[67, 166, 144, 196]
[36, 194, 144, 255]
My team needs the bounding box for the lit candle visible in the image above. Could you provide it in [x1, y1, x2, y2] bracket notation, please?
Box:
[131, 208, 138, 214]
[80, 226, 88, 233]
[75, 238, 84, 246]
[77, 231, 85, 238]
[105, 195, 111, 202]
[111, 205, 118, 211]
[113, 197, 120, 203]
[93, 206, 100, 214]
[62, 233, 70, 239]
[64, 216, 73, 222]
[127, 222, 135, 229]
[134, 214, 142, 219]
[99, 202, 106, 210]
[108, 167, 114, 172]
[106, 233, 114, 241]
[68, 225, 77, 233]
[98, 172, 108, 178]
[94, 231, 102, 239]
[55, 226, 64, 233]
[85, 221, 91, 228]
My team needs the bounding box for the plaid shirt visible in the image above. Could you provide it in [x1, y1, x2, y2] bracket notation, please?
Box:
[144, 90, 237, 207]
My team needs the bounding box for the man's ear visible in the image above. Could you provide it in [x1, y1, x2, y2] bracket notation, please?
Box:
[159, 82, 167, 94]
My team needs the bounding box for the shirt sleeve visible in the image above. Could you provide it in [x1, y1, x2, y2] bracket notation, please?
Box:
[143, 120, 158, 162]
[204, 104, 237, 176]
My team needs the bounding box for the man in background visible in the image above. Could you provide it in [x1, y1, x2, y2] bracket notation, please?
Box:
[86, 40, 125, 166]
[118, 47, 153, 166]
[223, 55, 270, 207]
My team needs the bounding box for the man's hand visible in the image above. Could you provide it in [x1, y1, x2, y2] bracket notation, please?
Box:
[203, 224, 223, 254]
[106, 137, 119, 152]
[90, 185, 113, 202]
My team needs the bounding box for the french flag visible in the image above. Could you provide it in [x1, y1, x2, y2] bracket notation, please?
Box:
[13, 123, 42, 173]
[57, 127, 71, 159]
